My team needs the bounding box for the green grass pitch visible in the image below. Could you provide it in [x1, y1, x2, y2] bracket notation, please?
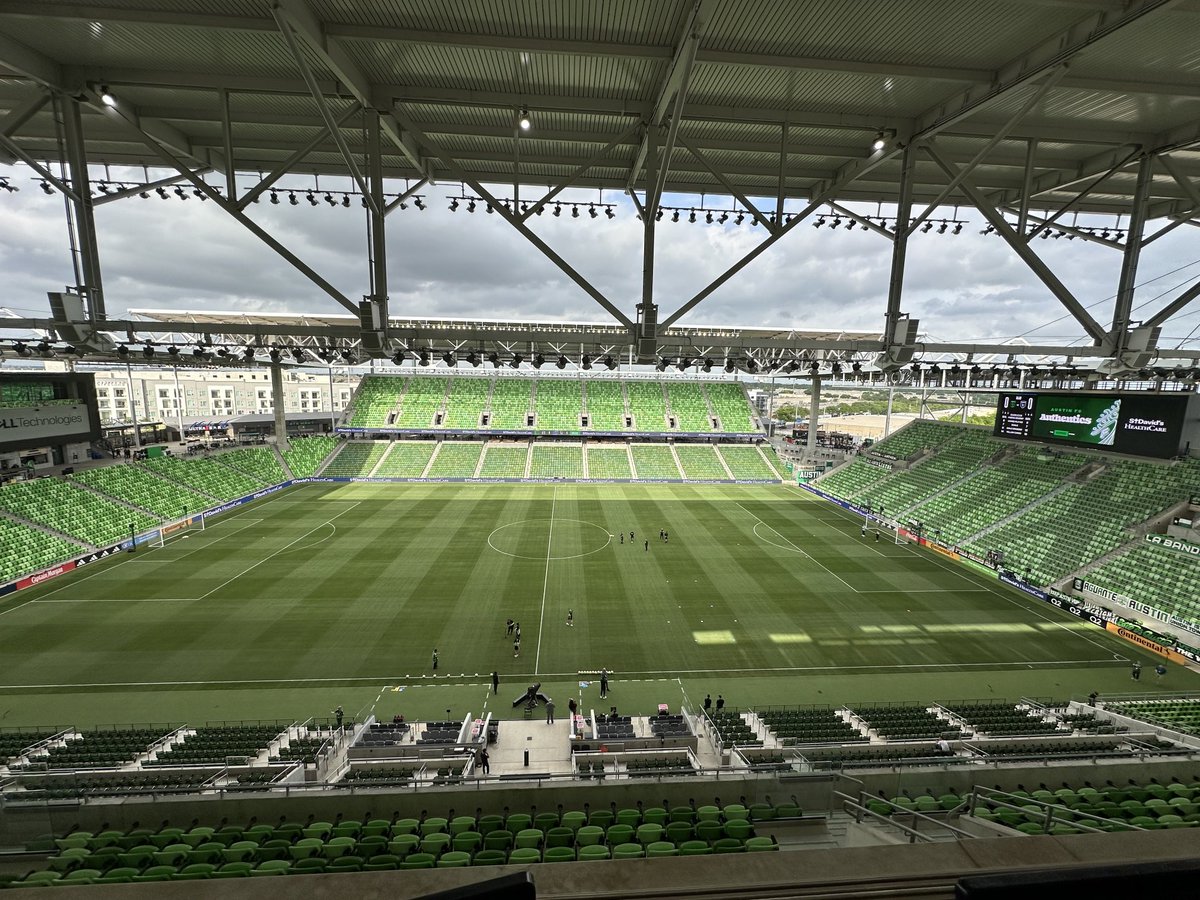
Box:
[0, 483, 1180, 729]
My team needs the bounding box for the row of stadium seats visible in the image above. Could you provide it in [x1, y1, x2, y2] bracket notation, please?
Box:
[346, 375, 760, 433]
[867, 419, 962, 460]
[1084, 543, 1199, 622]
[141, 456, 265, 502]
[321, 441, 785, 481]
[280, 435, 338, 479]
[812, 458, 891, 499]
[68, 464, 212, 520]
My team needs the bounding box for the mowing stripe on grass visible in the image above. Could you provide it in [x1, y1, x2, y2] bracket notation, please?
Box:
[534, 484, 556, 674]
[735, 500, 859, 593]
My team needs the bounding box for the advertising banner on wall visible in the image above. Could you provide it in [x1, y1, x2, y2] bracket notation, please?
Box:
[0, 404, 94, 445]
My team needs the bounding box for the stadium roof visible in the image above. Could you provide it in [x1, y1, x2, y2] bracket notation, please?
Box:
[1, 1, 1199, 375]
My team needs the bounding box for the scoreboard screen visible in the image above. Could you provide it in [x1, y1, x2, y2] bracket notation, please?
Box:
[994, 392, 1191, 459]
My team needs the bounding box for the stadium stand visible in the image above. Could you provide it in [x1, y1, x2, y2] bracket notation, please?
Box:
[394, 377, 448, 429]
[141, 456, 265, 501]
[947, 702, 1066, 737]
[1105, 699, 1200, 735]
[529, 444, 584, 479]
[705, 382, 758, 432]
[479, 444, 529, 478]
[146, 725, 283, 767]
[625, 381, 668, 432]
[868, 419, 961, 459]
[716, 445, 782, 481]
[535, 379, 584, 430]
[666, 382, 712, 432]
[32, 728, 170, 769]
[69, 465, 212, 520]
[850, 705, 960, 741]
[281, 435, 337, 479]
[586, 445, 633, 479]
[487, 378, 532, 430]
[1084, 543, 1200, 623]
[814, 458, 890, 498]
[425, 442, 484, 478]
[757, 709, 867, 746]
[966, 457, 1200, 585]
[583, 380, 627, 431]
[0, 516, 82, 583]
[374, 442, 436, 478]
[758, 444, 789, 478]
[323, 443, 387, 478]
[630, 445, 682, 479]
[217, 447, 288, 486]
[909, 448, 1088, 545]
[443, 377, 489, 429]
[855, 429, 1000, 516]
[347, 376, 401, 427]
[674, 444, 729, 480]
[0, 478, 159, 548]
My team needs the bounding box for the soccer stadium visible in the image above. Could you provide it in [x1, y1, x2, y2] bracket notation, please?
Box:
[1, 2, 1200, 896]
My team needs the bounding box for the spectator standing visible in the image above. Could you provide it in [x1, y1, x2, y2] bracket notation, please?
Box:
[491, 671, 499, 694]
[545, 699, 556, 724]
[600, 669, 609, 698]
[716, 695, 725, 711]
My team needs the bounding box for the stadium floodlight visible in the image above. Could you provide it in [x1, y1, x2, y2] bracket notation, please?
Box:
[115, 344, 129, 358]
[724, 359, 735, 373]
[142, 344, 155, 359]
[809, 361, 820, 374]
[872, 131, 886, 151]
[510, 354, 523, 368]
[676, 357, 690, 371]
[556, 355, 568, 370]
[391, 348, 406, 366]
[603, 355, 617, 370]
[518, 107, 531, 131]
[340, 347, 354, 362]
[442, 351, 456, 366]
[489, 352, 500, 367]
[605, 206, 615, 220]
[467, 351, 481, 367]
[99, 85, 117, 107]
[702, 358, 712, 372]
[589, 204, 598, 219]
[532, 353, 545, 369]
[672, 209, 680, 223]
[688, 209, 697, 223]
[291, 347, 305, 363]
[655, 357, 669, 372]
[216, 348, 230, 359]
[193, 346, 211, 361]
[418, 350, 430, 367]
[831, 361, 842, 375]
[744, 358, 758, 373]
[851, 362, 862, 373]
[269, 348, 282, 363]
[581, 355, 592, 370]
[553, 204, 562, 217]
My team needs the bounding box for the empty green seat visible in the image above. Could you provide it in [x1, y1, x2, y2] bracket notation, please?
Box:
[646, 841, 678, 858]
[575, 825, 604, 847]
[544, 847, 576, 863]
[437, 851, 472, 868]
[400, 853, 436, 869]
[678, 840, 712, 856]
[507, 847, 541, 865]
[472, 850, 508, 867]
[578, 845, 611, 861]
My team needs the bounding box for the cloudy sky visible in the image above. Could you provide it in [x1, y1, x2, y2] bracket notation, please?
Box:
[1, 166, 1199, 355]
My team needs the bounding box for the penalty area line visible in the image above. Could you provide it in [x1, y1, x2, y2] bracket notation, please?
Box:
[736, 501, 860, 594]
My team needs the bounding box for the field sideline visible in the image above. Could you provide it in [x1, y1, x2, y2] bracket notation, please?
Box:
[0, 483, 1176, 728]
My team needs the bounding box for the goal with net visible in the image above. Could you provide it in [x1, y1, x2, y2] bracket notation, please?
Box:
[151, 512, 206, 548]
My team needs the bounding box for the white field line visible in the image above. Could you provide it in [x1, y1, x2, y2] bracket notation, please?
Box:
[735, 501, 860, 594]
[0, 600, 36, 619]
[195, 501, 362, 600]
[533, 485, 556, 674]
[784, 485, 903, 558]
[0, 658, 1127, 691]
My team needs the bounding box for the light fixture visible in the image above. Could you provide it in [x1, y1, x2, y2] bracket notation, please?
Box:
[442, 351, 456, 366]
[340, 348, 354, 362]
[581, 355, 592, 370]
[341, 194, 351, 207]
[518, 107, 531, 131]
[418, 350, 430, 367]
[414, 197, 425, 211]
[676, 357, 690, 371]
[872, 131, 886, 151]
[269, 348, 282, 363]
[556, 355, 568, 370]
[921, 222, 933, 233]
[324, 192, 335, 206]
[655, 357, 668, 372]
[671, 209, 680, 223]
[745, 358, 758, 373]
[467, 199, 477, 213]
[288, 191, 298, 205]
[604, 355, 617, 370]
[449, 198, 459, 212]
[174, 186, 187, 200]
[605, 206, 615, 220]
[489, 352, 500, 367]
[735, 212, 745, 225]
[553, 203, 562, 217]
[269, 190, 280, 204]
[953, 223, 963, 235]
[392, 349, 406, 366]
[705, 211, 713, 224]
[702, 358, 713, 373]
[937, 222, 948, 234]
[142, 344, 155, 359]
[467, 351, 480, 367]
[291, 347, 305, 363]
[571, 205, 580, 218]
[509, 354, 522, 368]
[99, 86, 117, 108]
[532, 353, 545, 369]
[40, 180, 54, 195]
[588, 204, 597, 219]
[688, 209, 696, 223]
[307, 192, 318, 206]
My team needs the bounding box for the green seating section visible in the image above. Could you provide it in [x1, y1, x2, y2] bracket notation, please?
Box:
[869, 420, 962, 460]
[586, 446, 633, 479]
[716, 446, 780, 481]
[426, 442, 483, 478]
[529, 445, 584, 479]
[217, 448, 287, 486]
[0, 516, 82, 583]
[910, 448, 1087, 545]
[535, 380, 583, 430]
[479, 445, 529, 478]
[9, 771, 217, 800]
[323, 443, 387, 477]
[281, 435, 337, 479]
[1106, 699, 1200, 736]
[19, 803, 785, 884]
[346, 377, 760, 434]
[0, 478, 158, 547]
[584, 380, 627, 431]
[966, 457, 1200, 586]
[631, 445, 682, 479]
[667, 382, 711, 432]
[0, 729, 68, 764]
[141, 457, 264, 501]
[674, 444, 728, 480]
[856, 429, 1000, 516]
[758, 709, 866, 746]
[968, 780, 1200, 833]
[851, 705, 960, 741]
[1083, 543, 1200, 623]
[374, 442, 436, 478]
[70, 464, 212, 520]
[759, 444, 788, 478]
[395, 377, 449, 429]
[626, 381, 667, 431]
[347, 376, 401, 427]
[705, 382, 758, 432]
[488, 378, 532, 430]
[443, 377, 489, 429]
[815, 459, 892, 499]
[706, 711, 762, 749]
[146, 725, 282, 767]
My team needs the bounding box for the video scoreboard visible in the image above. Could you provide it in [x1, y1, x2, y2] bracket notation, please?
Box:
[994, 392, 1196, 459]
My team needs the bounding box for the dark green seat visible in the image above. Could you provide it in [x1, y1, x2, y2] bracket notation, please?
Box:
[400, 853, 436, 870]
[578, 845, 611, 861]
[364, 854, 400, 871]
[472, 850, 508, 867]
[213, 862, 253, 878]
[544, 846, 576, 863]
[678, 840, 711, 856]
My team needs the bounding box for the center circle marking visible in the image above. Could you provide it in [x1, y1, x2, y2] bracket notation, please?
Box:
[487, 518, 613, 560]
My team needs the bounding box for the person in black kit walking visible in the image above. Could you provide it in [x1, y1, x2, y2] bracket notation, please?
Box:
[1131, 661, 1141, 681]
[431, 648, 438, 671]
[629, 531, 634, 541]
[644, 540, 648, 551]
[478, 748, 490, 775]
[491, 671, 499, 694]
[506, 618, 514, 636]
[600, 669, 609, 698]
[716, 695, 725, 711]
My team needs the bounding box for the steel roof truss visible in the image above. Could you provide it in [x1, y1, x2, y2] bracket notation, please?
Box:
[1007, 208, 1123, 249]
[383, 178, 428, 217]
[93, 168, 211, 206]
[388, 106, 634, 330]
[924, 142, 1107, 344]
[825, 202, 894, 241]
[0, 86, 45, 139]
[519, 120, 641, 223]
[1024, 147, 1141, 241]
[1111, 154, 1155, 345]
[675, 132, 775, 233]
[1158, 154, 1200, 211]
[1144, 279, 1200, 330]
[0, 131, 79, 201]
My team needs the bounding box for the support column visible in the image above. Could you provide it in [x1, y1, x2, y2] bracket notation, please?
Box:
[62, 97, 105, 321]
[366, 110, 388, 320]
[173, 366, 186, 442]
[807, 376, 821, 459]
[1112, 154, 1154, 351]
[883, 145, 916, 347]
[125, 363, 142, 448]
[271, 363, 289, 452]
[637, 125, 660, 361]
[884, 384, 895, 438]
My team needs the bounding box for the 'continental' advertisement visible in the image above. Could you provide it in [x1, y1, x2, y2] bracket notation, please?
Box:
[1105, 622, 1190, 664]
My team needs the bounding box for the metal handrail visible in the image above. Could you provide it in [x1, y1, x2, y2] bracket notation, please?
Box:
[967, 785, 1144, 834]
[834, 789, 976, 843]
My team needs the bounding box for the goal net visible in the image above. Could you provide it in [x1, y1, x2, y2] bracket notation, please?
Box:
[152, 512, 206, 548]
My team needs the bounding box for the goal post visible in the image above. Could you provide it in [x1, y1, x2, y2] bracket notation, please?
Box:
[152, 512, 207, 548]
